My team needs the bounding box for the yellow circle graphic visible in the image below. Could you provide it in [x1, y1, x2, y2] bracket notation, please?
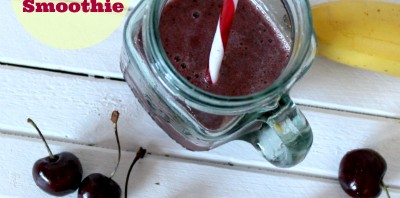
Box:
[12, 0, 129, 49]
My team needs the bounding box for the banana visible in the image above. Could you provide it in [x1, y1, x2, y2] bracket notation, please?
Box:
[312, 0, 400, 77]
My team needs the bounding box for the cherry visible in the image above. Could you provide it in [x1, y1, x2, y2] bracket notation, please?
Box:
[28, 118, 83, 196]
[338, 148, 390, 198]
[78, 111, 123, 198]
[78, 173, 121, 198]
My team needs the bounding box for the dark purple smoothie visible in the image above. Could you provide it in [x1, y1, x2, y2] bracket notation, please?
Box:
[159, 0, 290, 96]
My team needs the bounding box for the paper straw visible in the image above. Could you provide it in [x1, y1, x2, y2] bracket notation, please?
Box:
[207, 0, 238, 84]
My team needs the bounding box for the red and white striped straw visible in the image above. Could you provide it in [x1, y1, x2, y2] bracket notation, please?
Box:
[207, 0, 238, 84]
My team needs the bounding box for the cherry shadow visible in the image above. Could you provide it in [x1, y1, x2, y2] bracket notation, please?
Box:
[367, 120, 400, 185]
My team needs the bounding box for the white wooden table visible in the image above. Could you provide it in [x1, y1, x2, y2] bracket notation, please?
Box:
[1, 0, 400, 197]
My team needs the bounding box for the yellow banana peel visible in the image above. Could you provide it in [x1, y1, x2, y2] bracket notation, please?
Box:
[312, 0, 400, 77]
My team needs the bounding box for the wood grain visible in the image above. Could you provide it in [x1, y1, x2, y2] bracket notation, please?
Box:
[2, 133, 399, 198]
[0, 65, 399, 189]
[0, 0, 128, 79]
[2, 0, 400, 116]
[292, 57, 400, 118]
[1, 0, 400, 197]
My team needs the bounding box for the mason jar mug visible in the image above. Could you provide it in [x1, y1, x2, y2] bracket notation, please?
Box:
[121, 0, 317, 167]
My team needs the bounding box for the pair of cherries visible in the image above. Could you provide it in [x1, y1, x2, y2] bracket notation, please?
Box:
[29, 111, 146, 197]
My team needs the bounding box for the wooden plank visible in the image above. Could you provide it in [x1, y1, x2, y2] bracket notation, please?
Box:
[0, 0, 134, 79]
[292, 57, 400, 118]
[0, 65, 167, 149]
[1, 133, 399, 198]
[1, 65, 400, 187]
[2, 1, 400, 116]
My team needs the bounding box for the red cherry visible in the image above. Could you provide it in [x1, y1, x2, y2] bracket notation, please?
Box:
[28, 118, 82, 196]
[78, 111, 123, 198]
[33, 152, 82, 196]
[338, 148, 388, 198]
[78, 173, 121, 198]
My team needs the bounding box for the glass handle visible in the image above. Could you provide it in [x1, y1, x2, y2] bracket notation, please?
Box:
[242, 94, 313, 168]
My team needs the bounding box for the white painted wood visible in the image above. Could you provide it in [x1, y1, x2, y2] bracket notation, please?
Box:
[1, 133, 399, 198]
[1, 1, 400, 196]
[2, 0, 400, 117]
[2, 0, 398, 78]
[0, 65, 168, 149]
[1, 65, 399, 189]
[0, 0, 139, 79]
[292, 57, 400, 118]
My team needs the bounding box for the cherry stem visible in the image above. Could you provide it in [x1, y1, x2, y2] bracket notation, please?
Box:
[381, 181, 391, 198]
[125, 147, 146, 198]
[27, 118, 55, 160]
[109, 111, 122, 179]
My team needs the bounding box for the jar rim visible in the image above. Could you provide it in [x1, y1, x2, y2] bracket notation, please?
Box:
[123, 0, 316, 113]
